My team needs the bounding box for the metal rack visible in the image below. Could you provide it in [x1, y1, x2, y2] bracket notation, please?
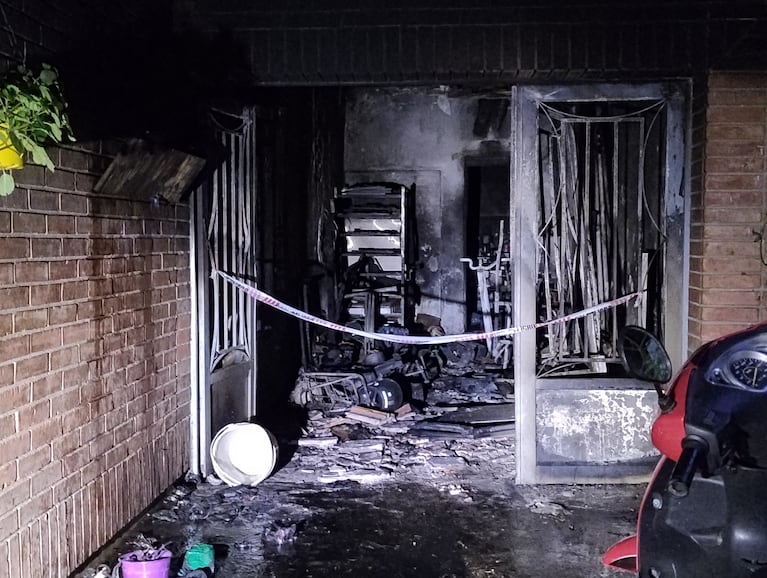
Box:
[334, 182, 416, 346]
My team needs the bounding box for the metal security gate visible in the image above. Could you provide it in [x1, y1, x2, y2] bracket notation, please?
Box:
[191, 108, 259, 476]
[512, 83, 689, 484]
[536, 100, 667, 377]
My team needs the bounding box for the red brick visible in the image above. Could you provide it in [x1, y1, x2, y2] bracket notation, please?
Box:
[62, 445, 89, 475]
[0, 313, 11, 337]
[81, 457, 103, 485]
[102, 333, 125, 354]
[46, 170, 76, 191]
[87, 279, 113, 298]
[17, 399, 51, 430]
[19, 487, 53, 526]
[61, 405, 87, 433]
[706, 124, 764, 141]
[703, 240, 760, 258]
[0, 510, 20, 542]
[706, 156, 764, 173]
[114, 421, 134, 445]
[14, 164, 45, 188]
[0, 459, 16, 489]
[704, 207, 763, 224]
[52, 473, 80, 502]
[31, 373, 63, 401]
[12, 212, 46, 233]
[74, 216, 94, 235]
[29, 190, 60, 211]
[0, 334, 30, 363]
[59, 149, 90, 170]
[50, 389, 80, 417]
[0, 262, 12, 286]
[31, 324, 63, 351]
[30, 417, 63, 447]
[15, 261, 48, 283]
[0, 237, 30, 259]
[702, 273, 762, 290]
[30, 461, 62, 497]
[0, 286, 29, 309]
[709, 73, 767, 89]
[48, 304, 77, 325]
[31, 238, 62, 258]
[57, 192, 88, 214]
[75, 172, 98, 192]
[46, 214, 75, 234]
[91, 238, 115, 256]
[62, 322, 89, 343]
[62, 365, 89, 389]
[52, 430, 80, 462]
[701, 307, 760, 323]
[0, 211, 9, 233]
[16, 353, 50, 381]
[702, 256, 761, 274]
[706, 142, 766, 158]
[14, 308, 48, 332]
[0, 413, 14, 438]
[48, 260, 77, 281]
[104, 407, 127, 431]
[707, 105, 767, 124]
[104, 257, 127, 276]
[79, 339, 101, 362]
[102, 296, 120, 315]
[125, 220, 143, 235]
[61, 281, 87, 301]
[75, 299, 101, 319]
[705, 174, 763, 191]
[0, 188, 28, 210]
[127, 256, 146, 272]
[105, 444, 128, 469]
[31, 283, 62, 306]
[709, 88, 767, 105]
[17, 445, 52, 479]
[50, 345, 78, 370]
[0, 432, 31, 463]
[0, 381, 31, 411]
[62, 238, 88, 257]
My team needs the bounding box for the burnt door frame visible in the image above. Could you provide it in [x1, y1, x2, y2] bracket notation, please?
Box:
[512, 83, 690, 484]
[190, 108, 260, 477]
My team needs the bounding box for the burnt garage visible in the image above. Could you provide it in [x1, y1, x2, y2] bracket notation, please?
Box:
[0, 1, 765, 576]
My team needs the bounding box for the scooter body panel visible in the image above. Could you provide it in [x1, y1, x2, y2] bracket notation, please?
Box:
[603, 323, 767, 576]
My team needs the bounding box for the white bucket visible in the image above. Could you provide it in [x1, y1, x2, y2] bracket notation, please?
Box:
[210, 423, 278, 487]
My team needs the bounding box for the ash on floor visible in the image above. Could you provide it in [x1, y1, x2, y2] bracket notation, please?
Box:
[75, 374, 641, 578]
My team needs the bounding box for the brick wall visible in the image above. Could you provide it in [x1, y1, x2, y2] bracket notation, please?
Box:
[689, 71, 767, 348]
[178, 0, 767, 84]
[0, 143, 191, 576]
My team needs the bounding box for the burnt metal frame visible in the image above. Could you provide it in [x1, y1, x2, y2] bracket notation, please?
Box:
[190, 108, 259, 477]
[512, 83, 690, 484]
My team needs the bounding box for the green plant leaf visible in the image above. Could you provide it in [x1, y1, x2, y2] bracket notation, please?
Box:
[39, 69, 57, 85]
[0, 172, 15, 196]
[46, 122, 62, 141]
[29, 144, 54, 170]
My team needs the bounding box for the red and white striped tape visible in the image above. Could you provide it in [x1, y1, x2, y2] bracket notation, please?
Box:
[216, 270, 641, 346]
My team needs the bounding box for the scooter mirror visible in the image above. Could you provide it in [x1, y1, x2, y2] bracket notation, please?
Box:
[618, 325, 673, 383]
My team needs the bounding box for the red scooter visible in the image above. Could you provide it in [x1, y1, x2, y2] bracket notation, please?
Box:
[603, 323, 767, 577]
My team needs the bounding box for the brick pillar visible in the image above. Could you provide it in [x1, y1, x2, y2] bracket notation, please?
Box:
[690, 72, 767, 349]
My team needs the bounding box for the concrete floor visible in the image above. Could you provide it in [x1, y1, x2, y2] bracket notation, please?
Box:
[77, 442, 642, 577]
[76, 374, 646, 577]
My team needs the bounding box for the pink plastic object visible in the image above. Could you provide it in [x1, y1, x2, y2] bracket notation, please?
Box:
[119, 549, 172, 578]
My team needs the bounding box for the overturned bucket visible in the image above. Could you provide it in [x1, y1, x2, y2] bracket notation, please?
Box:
[210, 423, 278, 487]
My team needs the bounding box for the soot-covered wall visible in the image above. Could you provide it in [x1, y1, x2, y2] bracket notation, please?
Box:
[344, 87, 510, 334]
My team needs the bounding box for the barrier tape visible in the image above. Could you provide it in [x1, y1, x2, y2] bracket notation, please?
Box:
[215, 270, 641, 346]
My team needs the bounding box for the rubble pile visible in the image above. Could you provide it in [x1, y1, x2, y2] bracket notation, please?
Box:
[268, 373, 516, 488]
